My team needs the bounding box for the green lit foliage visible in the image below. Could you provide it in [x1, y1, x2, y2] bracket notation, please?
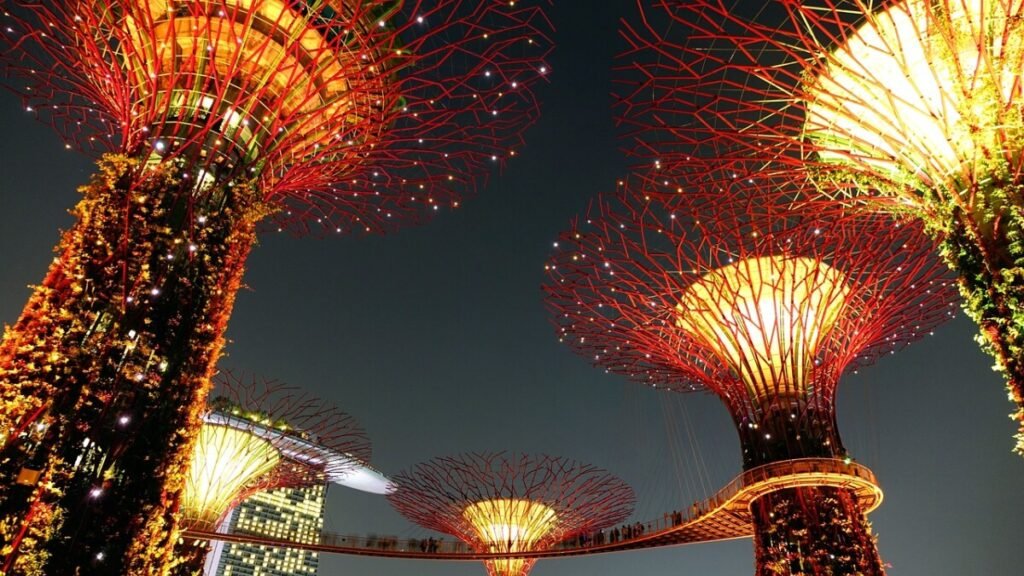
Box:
[937, 192, 1024, 454]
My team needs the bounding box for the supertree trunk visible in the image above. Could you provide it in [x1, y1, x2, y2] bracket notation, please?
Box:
[739, 408, 884, 575]
[815, 168, 1024, 453]
[0, 154, 263, 575]
[937, 202, 1024, 453]
[751, 486, 884, 576]
[735, 406, 841, 470]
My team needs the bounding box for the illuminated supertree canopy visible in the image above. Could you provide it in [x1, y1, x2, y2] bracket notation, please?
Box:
[616, 0, 1024, 453]
[0, 1, 551, 573]
[2, 0, 553, 232]
[171, 373, 370, 574]
[543, 171, 957, 574]
[387, 452, 635, 576]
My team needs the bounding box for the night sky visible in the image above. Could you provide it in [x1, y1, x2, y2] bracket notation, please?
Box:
[1, 1, 1022, 575]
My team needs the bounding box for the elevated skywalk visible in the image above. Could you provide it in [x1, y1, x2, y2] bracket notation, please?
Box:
[185, 457, 882, 559]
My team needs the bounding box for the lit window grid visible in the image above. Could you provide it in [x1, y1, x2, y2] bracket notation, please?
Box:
[213, 484, 326, 576]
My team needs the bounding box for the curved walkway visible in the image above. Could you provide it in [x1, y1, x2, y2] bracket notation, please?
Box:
[184, 457, 882, 560]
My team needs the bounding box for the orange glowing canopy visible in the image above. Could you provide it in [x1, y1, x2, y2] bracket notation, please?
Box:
[119, 0, 384, 169]
[388, 452, 635, 576]
[463, 498, 557, 550]
[676, 255, 849, 405]
[3, 0, 553, 234]
[543, 179, 956, 415]
[180, 376, 373, 528]
[463, 499, 557, 576]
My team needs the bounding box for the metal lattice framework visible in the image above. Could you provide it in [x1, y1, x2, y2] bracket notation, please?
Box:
[2, 0, 553, 234]
[387, 452, 635, 576]
[544, 174, 955, 424]
[614, 0, 1024, 452]
[183, 372, 371, 530]
[543, 170, 956, 573]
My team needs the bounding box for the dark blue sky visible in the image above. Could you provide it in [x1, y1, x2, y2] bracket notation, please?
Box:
[1, 1, 1021, 575]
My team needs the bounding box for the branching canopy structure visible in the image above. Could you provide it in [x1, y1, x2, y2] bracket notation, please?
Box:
[543, 171, 956, 573]
[0, 2, 551, 573]
[615, 0, 1024, 452]
[387, 452, 635, 576]
[545, 175, 955, 437]
[3, 0, 553, 233]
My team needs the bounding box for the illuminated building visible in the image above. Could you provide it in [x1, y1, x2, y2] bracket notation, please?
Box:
[167, 374, 373, 574]
[387, 452, 634, 576]
[616, 0, 1024, 453]
[543, 174, 956, 574]
[205, 485, 326, 576]
[190, 375, 389, 576]
[203, 461, 391, 576]
[0, 1, 551, 573]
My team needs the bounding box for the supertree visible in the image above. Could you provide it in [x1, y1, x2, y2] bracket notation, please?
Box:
[0, 1, 551, 573]
[387, 452, 635, 576]
[543, 171, 957, 574]
[170, 372, 371, 575]
[616, 0, 1024, 453]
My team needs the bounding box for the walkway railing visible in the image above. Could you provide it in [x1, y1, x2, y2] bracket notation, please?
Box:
[184, 457, 881, 560]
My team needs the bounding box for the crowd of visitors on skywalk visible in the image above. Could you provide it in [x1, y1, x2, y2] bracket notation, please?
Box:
[557, 508, 689, 549]
[329, 507, 696, 554]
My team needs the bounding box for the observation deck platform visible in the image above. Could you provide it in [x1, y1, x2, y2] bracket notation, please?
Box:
[204, 411, 390, 494]
[185, 457, 881, 559]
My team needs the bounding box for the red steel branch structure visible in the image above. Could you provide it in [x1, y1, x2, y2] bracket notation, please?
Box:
[0, 1, 551, 573]
[616, 0, 1024, 453]
[543, 173, 956, 574]
[387, 452, 635, 576]
[175, 372, 371, 574]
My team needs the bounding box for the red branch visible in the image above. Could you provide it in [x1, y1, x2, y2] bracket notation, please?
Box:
[613, 0, 1024, 208]
[543, 171, 957, 420]
[1, 0, 554, 235]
